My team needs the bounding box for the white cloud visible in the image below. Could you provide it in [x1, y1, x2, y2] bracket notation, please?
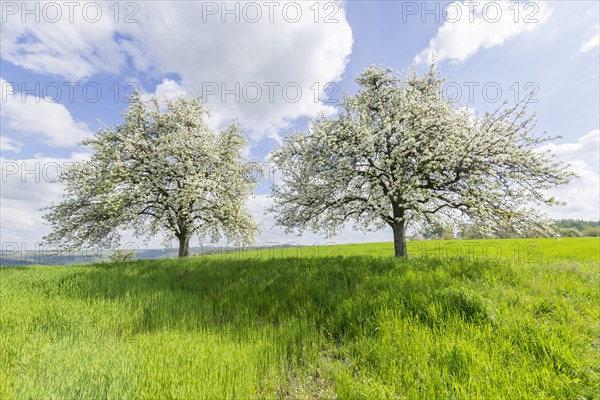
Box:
[149, 79, 187, 101]
[134, 1, 353, 138]
[0, 152, 171, 250]
[0, 152, 90, 246]
[140, 78, 190, 114]
[1, 2, 353, 139]
[578, 26, 600, 54]
[537, 130, 600, 220]
[0, 79, 93, 147]
[0, 2, 129, 80]
[0, 136, 22, 153]
[415, 0, 551, 64]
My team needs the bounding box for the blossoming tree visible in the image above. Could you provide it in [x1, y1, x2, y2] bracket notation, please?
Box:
[43, 93, 260, 257]
[270, 65, 575, 257]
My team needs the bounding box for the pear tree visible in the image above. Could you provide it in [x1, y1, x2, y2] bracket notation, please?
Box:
[270, 65, 575, 257]
[43, 93, 260, 257]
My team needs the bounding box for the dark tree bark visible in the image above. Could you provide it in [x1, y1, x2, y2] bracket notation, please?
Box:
[392, 222, 407, 257]
[178, 234, 190, 258]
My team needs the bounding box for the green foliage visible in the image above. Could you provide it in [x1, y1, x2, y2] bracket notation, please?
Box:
[554, 219, 600, 231]
[553, 220, 600, 238]
[1, 238, 598, 399]
[422, 224, 445, 239]
[581, 226, 600, 237]
[421, 223, 456, 240]
[457, 223, 491, 239]
[456, 219, 600, 239]
[558, 227, 582, 238]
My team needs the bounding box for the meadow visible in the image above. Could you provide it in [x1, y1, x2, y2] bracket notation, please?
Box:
[1, 238, 598, 399]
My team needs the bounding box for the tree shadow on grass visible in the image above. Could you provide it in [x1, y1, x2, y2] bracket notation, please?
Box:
[46, 255, 499, 340]
[54, 257, 384, 334]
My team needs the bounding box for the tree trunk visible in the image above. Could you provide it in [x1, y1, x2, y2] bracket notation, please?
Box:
[392, 222, 407, 257]
[178, 234, 190, 258]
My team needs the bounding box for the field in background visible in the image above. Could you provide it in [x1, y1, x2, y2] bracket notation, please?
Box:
[206, 237, 600, 261]
[3, 237, 598, 267]
[1, 238, 599, 398]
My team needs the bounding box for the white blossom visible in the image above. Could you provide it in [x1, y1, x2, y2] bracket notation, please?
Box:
[42, 92, 260, 257]
[270, 65, 575, 256]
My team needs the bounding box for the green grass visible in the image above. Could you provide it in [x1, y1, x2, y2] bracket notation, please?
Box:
[205, 237, 600, 262]
[1, 238, 599, 399]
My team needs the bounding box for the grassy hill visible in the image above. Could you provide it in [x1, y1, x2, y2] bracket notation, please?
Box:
[1, 238, 598, 399]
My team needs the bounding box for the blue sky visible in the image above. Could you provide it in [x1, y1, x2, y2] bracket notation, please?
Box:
[1, 1, 599, 250]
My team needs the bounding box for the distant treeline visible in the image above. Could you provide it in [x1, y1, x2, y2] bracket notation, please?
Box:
[552, 219, 600, 238]
[413, 219, 600, 240]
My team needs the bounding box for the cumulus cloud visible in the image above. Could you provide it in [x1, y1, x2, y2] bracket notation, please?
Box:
[0, 5, 126, 80]
[415, 0, 551, 64]
[537, 130, 600, 220]
[147, 79, 187, 101]
[0, 79, 93, 147]
[578, 26, 600, 54]
[1, 1, 353, 139]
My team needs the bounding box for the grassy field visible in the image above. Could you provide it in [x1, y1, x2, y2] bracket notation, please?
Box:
[1, 238, 599, 399]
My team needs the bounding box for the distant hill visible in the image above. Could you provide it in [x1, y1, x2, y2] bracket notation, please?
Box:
[0, 244, 307, 266]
